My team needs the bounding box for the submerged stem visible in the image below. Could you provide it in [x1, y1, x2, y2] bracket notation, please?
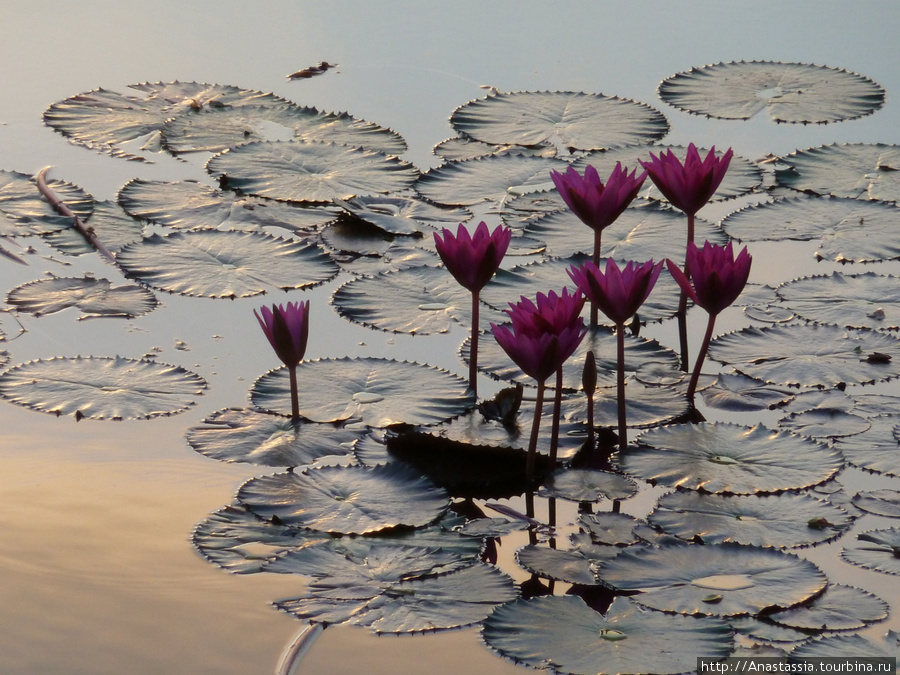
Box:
[687, 312, 717, 403]
[288, 364, 300, 420]
[549, 366, 563, 465]
[525, 379, 546, 483]
[616, 324, 627, 453]
[590, 231, 601, 326]
[677, 211, 697, 372]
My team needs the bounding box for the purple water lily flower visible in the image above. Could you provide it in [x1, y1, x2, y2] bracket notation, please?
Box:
[568, 258, 663, 327]
[433, 221, 511, 294]
[550, 163, 647, 237]
[255, 300, 310, 419]
[639, 143, 733, 218]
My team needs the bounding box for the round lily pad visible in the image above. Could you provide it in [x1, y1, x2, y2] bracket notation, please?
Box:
[250, 357, 474, 427]
[450, 90, 668, 151]
[0, 355, 207, 420]
[700, 373, 796, 412]
[514, 545, 598, 585]
[834, 415, 900, 477]
[626, 422, 843, 494]
[207, 139, 419, 203]
[852, 489, 900, 518]
[789, 633, 900, 662]
[116, 229, 338, 298]
[578, 511, 642, 546]
[482, 595, 733, 675]
[7, 276, 158, 319]
[595, 543, 828, 616]
[708, 324, 900, 388]
[42, 199, 145, 255]
[659, 61, 885, 124]
[238, 463, 449, 534]
[433, 136, 558, 161]
[337, 195, 471, 236]
[768, 584, 889, 631]
[777, 272, 900, 329]
[647, 491, 853, 547]
[840, 527, 900, 576]
[778, 143, 900, 202]
[540, 469, 638, 503]
[777, 408, 871, 439]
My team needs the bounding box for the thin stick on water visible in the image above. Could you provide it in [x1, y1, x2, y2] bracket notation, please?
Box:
[275, 622, 325, 675]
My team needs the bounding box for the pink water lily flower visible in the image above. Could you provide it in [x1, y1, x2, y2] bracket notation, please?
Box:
[568, 258, 663, 327]
[254, 301, 310, 368]
[433, 221, 511, 293]
[550, 163, 647, 235]
[639, 143, 733, 218]
[505, 288, 586, 338]
[666, 241, 752, 316]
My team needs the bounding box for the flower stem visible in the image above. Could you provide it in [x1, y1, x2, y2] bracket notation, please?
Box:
[616, 324, 627, 453]
[469, 290, 480, 397]
[549, 366, 563, 465]
[687, 312, 717, 403]
[590, 232, 601, 326]
[677, 212, 697, 372]
[525, 379, 546, 482]
[288, 364, 300, 420]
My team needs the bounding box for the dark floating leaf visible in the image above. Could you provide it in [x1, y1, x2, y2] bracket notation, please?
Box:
[337, 195, 471, 236]
[415, 155, 569, 206]
[162, 102, 406, 156]
[272, 546, 518, 633]
[0, 170, 93, 236]
[185, 408, 363, 468]
[450, 90, 668, 151]
[287, 61, 338, 80]
[659, 61, 885, 124]
[841, 527, 900, 576]
[7, 276, 158, 319]
[514, 545, 598, 586]
[626, 423, 843, 494]
[769, 584, 889, 631]
[852, 489, 900, 518]
[722, 196, 900, 263]
[778, 143, 900, 202]
[648, 491, 853, 548]
[701, 373, 796, 412]
[116, 229, 337, 298]
[708, 324, 900, 388]
[0, 356, 206, 420]
[540, 469, 638, 503]
[776, 272, 900, 329]
[834, 415, 900, 477]
[238, 464, 449, 534]
[44, 81, 286, 161]
[207, 140, 419, 203]
[595, 543, 828, 616]
[777, 408, 871, 439]
[482, 595, 733, 675]
[578, 512, 642, 546]
[119, 179, 338, 234]
[251, 357, 474, 427]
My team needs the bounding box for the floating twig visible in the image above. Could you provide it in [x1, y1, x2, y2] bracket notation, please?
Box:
[287, 61, 337, 80]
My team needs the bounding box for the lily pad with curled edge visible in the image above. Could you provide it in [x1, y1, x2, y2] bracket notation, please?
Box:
[207, 140, 419, 203]
[160, 102, 406, 156]
[0, 356, 207, 420]
[776, 272, 900, 330]
[701, 372, 796, 412]
[251, 357, 474, 427]
[539, 469, 638, 504]
[658, 61, 885, 124]
[331, 266, 470, 335]
[777, 408, 871, 440]
[415, 155, 569, 207]
[852, 490, 900, 518]
[41, 200, 144, 256]
[571, 145, 763, 204]
[790, 632, 900, 663]
[482, 595, 733, 675]
[833, 415, 900, 477]
[118, 179, 338, 234]
[336, 195, 471, 237]
[778, 143, 900, 203]
[768, 584, 889, 632]
[626, 422, 843, 494]
[450, 90, 668, 151]
[595, 543, 828, 616]
[7, 276, 158, 319]
[116, 229, 337, 298]
[722, 197, 900, 263]
[238, 464, 449, 534]
[0, 170, 93, 237]
[271, 548, 518, 633]
[707, 324, 900, 389]
[841, 527, 900, 576]
[578, 512, 642, 546]
[647, 491, 853, 548]
[43, 81, 285, 161]
[514, 545, 599, 586]
[184, 408, 364, 468]
[474, 324, 680, 391]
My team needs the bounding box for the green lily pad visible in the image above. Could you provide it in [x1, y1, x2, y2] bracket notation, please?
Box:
[778, 143, 900, 202]
[789, 632, 900, 662]
[700, 373, 796, 412]
[0, 355, 207, 420]
[7, 276, 158, 319]
[834, 415, 900, 477]
[578, 511, 642, 546]
[540, 469, 638, 503]
[433, 136, 558, 161]
[769, 584, 889, 631]
[852, 490, 900, 518]
[841, 528, 900, 576]
[777, 272, 900, 329]
[777, 408, 871, 439]
[337, 195, 471, 236]
[514, 545, 598, 585]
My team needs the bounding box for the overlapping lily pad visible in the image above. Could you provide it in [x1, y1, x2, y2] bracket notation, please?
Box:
[595, 543, 828, 616]
[722, 197, 900, 263]
[238, 464, 449, 534]
[116, 229, 338, 297]
[514, 545, 599, 585]
[433, 136, 558, 161]
[7, 276, 158, 319]
[118, 179, 339, 233]
[852, 490, 900, 518]
[450, 91, 669, 151]
[41, 199, 145, 255]
[700, 373, 796, 412]
[834, 415, 900, 477]
[768, 584, 889, 631]
[778, 143, 900, 202]
[707, 324, 900, 388]
[207, 140, 419, 203]
[578, 512, 642, 546]
[626, 423, 843, 494]
[790, 632, 900, 661]
[659, 61, 885, 124]
[0, 356, 207, 419]
[540, 469, 638, 503]
[647, 491, 853, 547]
[841, 527, 900, 576]
[776, 272, 900, 329]
[778, 408, 871, 439]
[250, 357, 474, 426]
[337, 195, 471, 236]
[0, 170, 93, 236]
[482, 595, 733, 675]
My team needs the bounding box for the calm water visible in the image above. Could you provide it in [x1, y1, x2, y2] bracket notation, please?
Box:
[1, 2, 900, 673]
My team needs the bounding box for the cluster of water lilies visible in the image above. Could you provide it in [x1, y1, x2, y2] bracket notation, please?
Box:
[255, 144, 752, 492]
